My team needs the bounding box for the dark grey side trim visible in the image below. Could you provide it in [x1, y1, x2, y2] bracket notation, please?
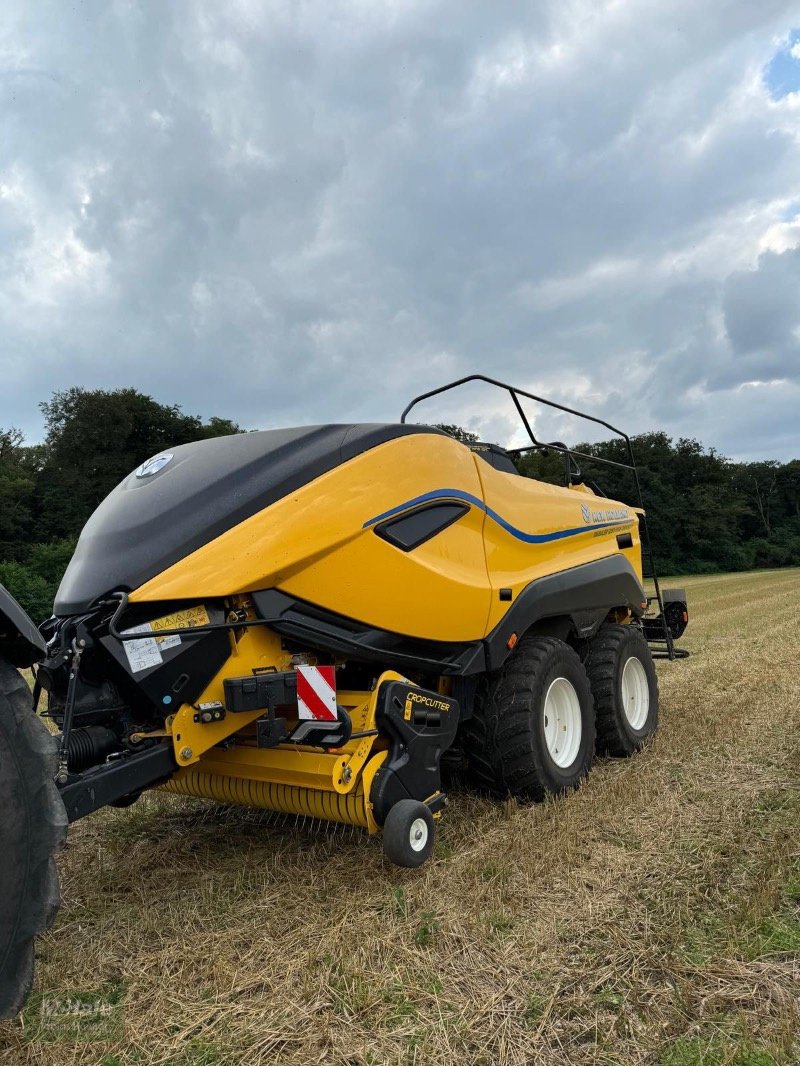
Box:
[253, 589, 486, 676]
[484, 555, 646, 671]
[662, 587, 687, 603]
[0, 584, 46, 667]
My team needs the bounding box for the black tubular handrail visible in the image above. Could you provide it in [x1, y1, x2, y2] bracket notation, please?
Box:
[402, 373, 629, 451]
[401, 374, 677, 658]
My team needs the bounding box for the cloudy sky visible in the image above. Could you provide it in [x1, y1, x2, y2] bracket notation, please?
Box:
[2, 1, 800, 460]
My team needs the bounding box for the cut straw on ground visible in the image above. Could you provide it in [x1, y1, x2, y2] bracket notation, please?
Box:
[1, 569, 798, 1065]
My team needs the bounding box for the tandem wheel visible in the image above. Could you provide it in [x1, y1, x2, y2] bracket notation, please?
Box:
[382, 799, 435, 868]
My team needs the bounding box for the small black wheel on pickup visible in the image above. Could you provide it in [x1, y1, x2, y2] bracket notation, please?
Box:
[462, 635, 596, 801]
[583, 623, 659, 756]
[382, 800, 435, 868]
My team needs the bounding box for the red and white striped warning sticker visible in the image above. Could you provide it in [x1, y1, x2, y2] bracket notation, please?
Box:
[296, 665, 337, 721]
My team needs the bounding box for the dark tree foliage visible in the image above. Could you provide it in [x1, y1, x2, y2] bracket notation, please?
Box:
[515, 446, 575, 487]
[0, 389, 242, 620]
[433, 423, 480, 443]
[0, 544, 75, 624]
[0, 429, 42, 562]
[517, 431, 800, 575]
[34, 388, 241, 541]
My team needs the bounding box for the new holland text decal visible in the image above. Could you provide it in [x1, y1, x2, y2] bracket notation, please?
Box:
[581, 503, 629, 524]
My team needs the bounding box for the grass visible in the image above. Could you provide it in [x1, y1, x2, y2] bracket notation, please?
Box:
[2, 569, 799, 1065]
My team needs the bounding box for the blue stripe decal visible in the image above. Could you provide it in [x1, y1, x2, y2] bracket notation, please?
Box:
[364, 488, 630, 545]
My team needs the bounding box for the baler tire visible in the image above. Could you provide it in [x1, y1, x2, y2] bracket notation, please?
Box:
[382, 800, 434, 868]
[0, 659, 67, 1019]
[463, 635, 595, 801]
[583, 624, 659, 757]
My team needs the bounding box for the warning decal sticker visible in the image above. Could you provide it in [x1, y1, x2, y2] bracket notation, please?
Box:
[150, 605, 209, 636]
[122, 605, 210, 673]
[122, 623, 164, 673]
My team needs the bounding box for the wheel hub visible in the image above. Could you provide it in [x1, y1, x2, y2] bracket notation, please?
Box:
[409, 817, 429, 851]
[620, 656, 649, 730]
[543, 676, 582, 768]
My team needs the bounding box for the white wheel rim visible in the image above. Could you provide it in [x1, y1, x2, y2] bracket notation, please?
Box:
[543, 677, 582, 769]
[621, 656, 650, 730]
[409, 817, 429, 852]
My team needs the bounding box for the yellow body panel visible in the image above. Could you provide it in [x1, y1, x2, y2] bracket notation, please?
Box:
[168, 624, 290, 767]
[131, 432, 639, 644]
[472, 460, 642, 632]
[132, 434, 492, 642]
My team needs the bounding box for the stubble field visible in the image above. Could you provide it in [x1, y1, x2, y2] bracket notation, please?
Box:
[1, 569, 799, 1065]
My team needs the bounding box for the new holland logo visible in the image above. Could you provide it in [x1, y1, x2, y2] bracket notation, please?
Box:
[581, 503, 630, 524]
[135, 453, 173, 478]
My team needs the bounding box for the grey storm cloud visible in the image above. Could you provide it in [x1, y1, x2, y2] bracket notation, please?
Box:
[1, 0, 799, 460]
[722, 247, 800, 380]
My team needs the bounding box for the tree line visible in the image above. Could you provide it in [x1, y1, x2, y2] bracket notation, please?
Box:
[0, 388, 241, 620]
[1, 390, 798, 621]
[514, 433, 800, 577]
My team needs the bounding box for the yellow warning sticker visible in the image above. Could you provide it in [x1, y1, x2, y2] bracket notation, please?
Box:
[121, 606, 211, 673]
[150, 605, 210, 639]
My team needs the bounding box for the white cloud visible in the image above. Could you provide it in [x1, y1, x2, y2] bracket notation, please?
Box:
[0, 0, 798, 462]
[759, 212, 800, 252]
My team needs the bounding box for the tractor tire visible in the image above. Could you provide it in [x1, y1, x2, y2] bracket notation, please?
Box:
[0, 659, 67, 1019]
[463, 635, 595, 801]
[583, 624, 659, 757]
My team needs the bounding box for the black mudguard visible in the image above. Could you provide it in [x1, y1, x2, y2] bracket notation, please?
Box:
[0, 585, 46, 668]
[483, 555, 647, 670]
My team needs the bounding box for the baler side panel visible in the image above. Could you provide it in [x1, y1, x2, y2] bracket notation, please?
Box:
[472, 458, 641, 634]
[131, 435, 494, 645]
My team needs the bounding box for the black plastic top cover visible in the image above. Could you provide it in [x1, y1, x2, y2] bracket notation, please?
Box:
[54, 423, 442, 616]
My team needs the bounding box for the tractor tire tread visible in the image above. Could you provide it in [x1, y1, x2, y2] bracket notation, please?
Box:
[583, 623, 658, 757]
[462, 635, 592, 801]
[0, 660, 67, 1019]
